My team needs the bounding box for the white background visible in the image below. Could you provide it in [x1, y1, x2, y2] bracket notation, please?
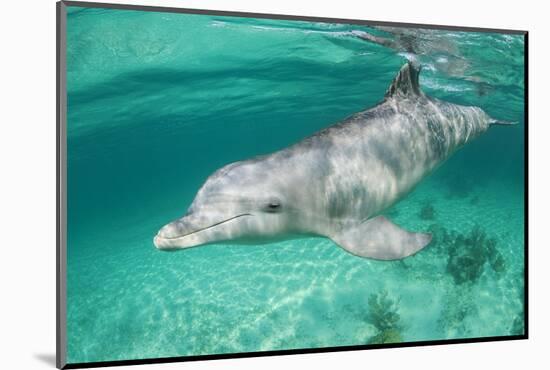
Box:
[0, 0, 547, 369]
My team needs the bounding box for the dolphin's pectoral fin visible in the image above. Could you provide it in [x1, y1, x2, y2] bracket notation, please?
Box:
[330, 216, 432, 260]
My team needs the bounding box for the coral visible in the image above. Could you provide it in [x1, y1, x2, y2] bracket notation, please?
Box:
[419, 203, 436, 220]
[425, 224, 506, 282]
[366, 290, 403, 344]
[368, 291, 401, 331]
[425, 223, 454, 256]
[369, 328, 403, 344]
[431, 225, 507, 335]
[447, 235, 485, 284]
[446, 225, 506, 285]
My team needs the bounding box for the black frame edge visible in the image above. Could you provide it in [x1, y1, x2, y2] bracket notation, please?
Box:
[57, 1, 68, 369]
[58, 1, 529, 369]
[63, 335, 528, 369]
[56, 2, 60, 367]
[523, 32, 529, 339]
[61, 0, 527, 35]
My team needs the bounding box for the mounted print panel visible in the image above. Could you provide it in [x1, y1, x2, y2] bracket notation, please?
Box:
[57, 1, 527, 368]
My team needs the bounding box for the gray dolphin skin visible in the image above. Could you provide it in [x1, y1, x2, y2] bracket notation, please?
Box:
[154, 62, 514, 260]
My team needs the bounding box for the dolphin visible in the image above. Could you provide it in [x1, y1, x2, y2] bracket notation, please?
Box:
[351, 27, 460, 56]
[350, 29, 493, 96]
[153, 61, 514, 260]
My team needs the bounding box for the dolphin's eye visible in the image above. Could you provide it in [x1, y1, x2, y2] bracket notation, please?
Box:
[264, 199, 282, 212]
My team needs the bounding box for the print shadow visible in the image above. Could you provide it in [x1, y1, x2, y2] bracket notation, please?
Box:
[33, 353, 56, 367]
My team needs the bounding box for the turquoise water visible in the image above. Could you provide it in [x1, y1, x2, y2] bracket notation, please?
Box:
[65, 7, 525, 364]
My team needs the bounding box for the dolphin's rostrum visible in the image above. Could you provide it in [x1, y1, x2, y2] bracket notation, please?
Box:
[154, 62, 515, 260]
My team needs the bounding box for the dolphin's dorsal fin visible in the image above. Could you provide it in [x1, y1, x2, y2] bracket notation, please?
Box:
[384, 61, 423, 99]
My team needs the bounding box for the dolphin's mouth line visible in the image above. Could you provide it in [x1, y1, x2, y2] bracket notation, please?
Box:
[158, 213, 253, 240]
